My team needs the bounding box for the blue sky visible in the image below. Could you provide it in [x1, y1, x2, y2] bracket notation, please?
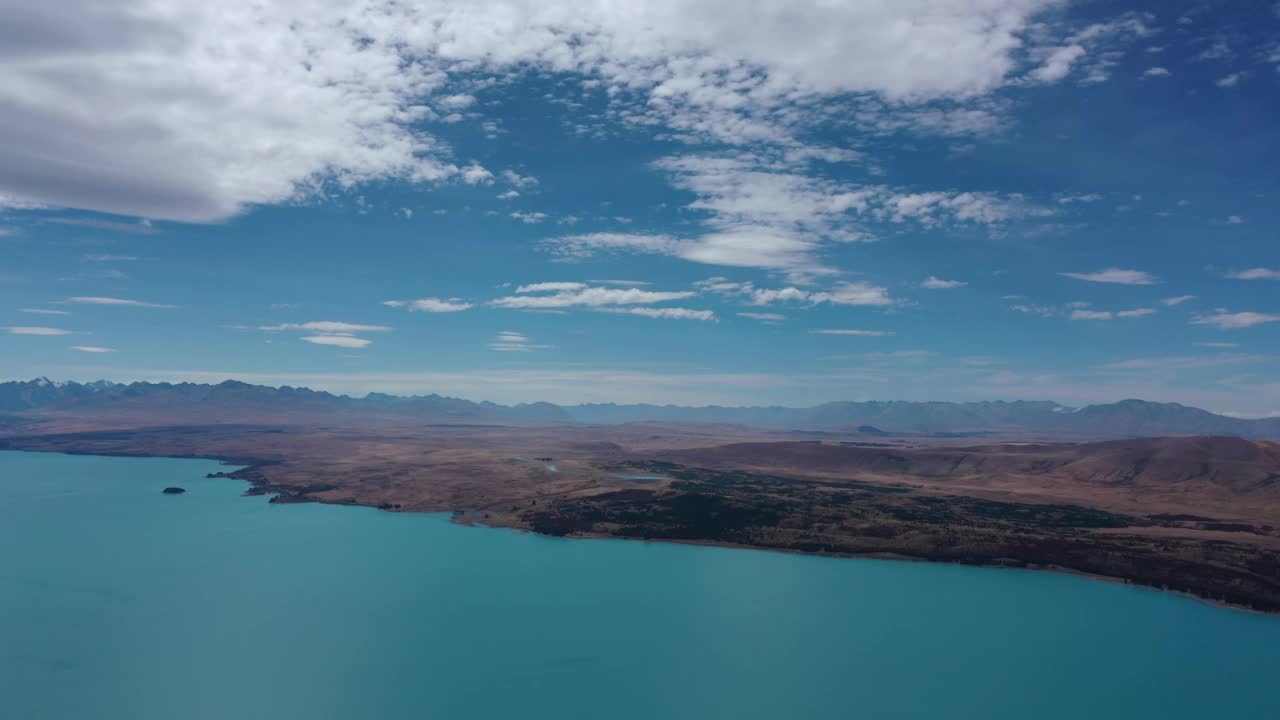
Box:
[1, 0, 1278, 414]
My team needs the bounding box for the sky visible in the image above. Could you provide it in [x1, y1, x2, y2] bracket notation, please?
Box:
[1, 0, 1278, 415]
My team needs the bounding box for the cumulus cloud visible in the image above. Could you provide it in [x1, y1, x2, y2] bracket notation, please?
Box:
[551, 154, 1052, 280]
[1229, 268, 1280, 280]
[1191, 312, 1280, 330]
[0, 0, 1067, 221]
[383, 298, 473, 312]
[5, 326, 73, 335]
[920, 276, 967, 289]
[1060, 268, 1156, 285]
[70, 345, 115, 353]
[737, 312, 785, 322]
[501, 170, 538, 188]
[66, 296, 175, 308]
[1141, 66, 1171, 78]
[1161, 295, 1195, 306]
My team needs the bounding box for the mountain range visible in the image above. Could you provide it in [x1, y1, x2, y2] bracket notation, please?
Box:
[2, 378, 1278, 439]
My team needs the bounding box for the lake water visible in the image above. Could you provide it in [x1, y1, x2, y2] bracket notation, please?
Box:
[2, 451, 1278, 719]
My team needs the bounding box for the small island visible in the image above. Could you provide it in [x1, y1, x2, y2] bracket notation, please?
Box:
[161, 487, 187, 495]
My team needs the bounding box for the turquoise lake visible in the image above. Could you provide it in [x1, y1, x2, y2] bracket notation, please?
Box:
[2, 450, 1278, 719]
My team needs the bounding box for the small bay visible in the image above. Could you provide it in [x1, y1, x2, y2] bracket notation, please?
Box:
[2, 450, 1277, 720]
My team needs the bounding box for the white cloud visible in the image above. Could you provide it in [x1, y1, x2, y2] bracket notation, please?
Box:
[1055, 193, 1103, 204]
[600, 307, 717, 321]
[811, 329, 893, 336]
[66, 296, 175, 308]
[1, 0, 1156, 286]
[1117, 308, 1156, 318]
[488, 330, 552, 351]
[1196, 342, 1238, 348]
[500, 170, 538, 188]
[260, 321, 392, 333]
[1197, 40, 1232, 61]
[70, 345, 115, 353]
[698, 278, 895, 308]
[1141, 67, 1171, 78]
[1191, 312, 1280, 330]
[20, 308, 71, 315]
[301, 335, 371, 348]
[496, 190, 520, 199]
[1226, 215, 1245, 224]
[515, 282, 587, 293]
[383, 298, 473, 312]
[678, 227, 829, 277]
[810, 282, 895, 306]
[542, 233, 681, 260]
[5, 326, 73, 335]
[511, 211, 548, 224]
[1229, 268, 1280, 280]
[747, 287, 812, 305]
[1187, 310, 1280, 330]
[920, 276, 967, 289]
[1060, 268, 1156, 285]
[1161, 295, 1195, 306]
[1216, 73, 1242, 88]
[1028, 14, 1153, 85]
[0, 0, 1069, 221]
[491, 285, 694, 309]
[591, 279, 650, 287]
[1029, 44, 1086, 83]
[83, 254, 140, 262]
[1069, 308, 1155, 320]
[545, 154, 1049, 280]
[737, 312, 785, 321]
[437, 93, 475, 110]
[1010, 304, 1057, 317]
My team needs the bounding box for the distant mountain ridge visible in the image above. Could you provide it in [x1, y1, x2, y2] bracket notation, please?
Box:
[0, 378, 572, 425]
[1, 378, 1278, 439]
[566, 398, 1280, 438]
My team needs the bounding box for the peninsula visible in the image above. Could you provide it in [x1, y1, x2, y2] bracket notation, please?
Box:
[2, 378, 1278, 612]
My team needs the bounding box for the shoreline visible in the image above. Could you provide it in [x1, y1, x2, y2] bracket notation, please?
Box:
[2, 446, 1276, 616]
[463, 519, 1277, 617]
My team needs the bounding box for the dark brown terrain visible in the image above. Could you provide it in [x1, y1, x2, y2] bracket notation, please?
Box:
[3, 389, 1279, 613]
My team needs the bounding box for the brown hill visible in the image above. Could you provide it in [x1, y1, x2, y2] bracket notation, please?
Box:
[658, 436, 1280, 522]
